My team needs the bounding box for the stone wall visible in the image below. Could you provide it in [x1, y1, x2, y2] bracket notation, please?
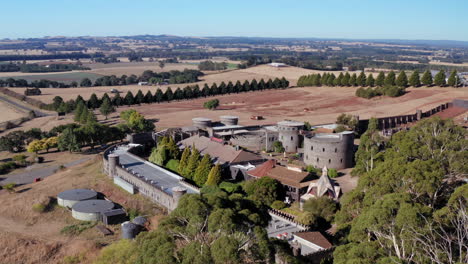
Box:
[357, 101, 453, 132]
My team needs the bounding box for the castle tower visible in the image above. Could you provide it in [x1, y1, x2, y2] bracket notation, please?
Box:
[277, 121, 304, 153]
[107, 154, 119, 178]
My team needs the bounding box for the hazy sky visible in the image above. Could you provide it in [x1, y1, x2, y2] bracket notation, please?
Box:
[2, 0, 467, 41]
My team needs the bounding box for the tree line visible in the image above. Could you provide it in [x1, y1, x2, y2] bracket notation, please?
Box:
[46, 77, 290, 113]
[149, 136, 223, 187]
[297, 69, 461, 88]
[334, 117, 467, 264]
[0, 69, 204, 89]
[198, 60, 228, 71]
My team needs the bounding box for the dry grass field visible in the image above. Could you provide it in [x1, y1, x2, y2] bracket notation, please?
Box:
[0, 100, 26, 123]
[13, 65, 358, 103]
[83, 62, 198, 76]
[0, 155, 163, 263]
[112, 86, 468, 129]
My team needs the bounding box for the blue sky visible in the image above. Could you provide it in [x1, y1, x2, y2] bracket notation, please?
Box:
[1, 0, 467, 41]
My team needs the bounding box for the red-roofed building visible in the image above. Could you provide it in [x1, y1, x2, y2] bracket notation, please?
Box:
[247, 159, 315, 202]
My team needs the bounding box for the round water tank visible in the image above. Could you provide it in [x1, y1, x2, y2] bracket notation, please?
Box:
[132, 216, 147, 226]
[121, 221, 138, 239]
[220, 115, 239, 126]
[71, 199, 114, 222]
[192, 117, 212, 129]
[57, 189, 98, 208]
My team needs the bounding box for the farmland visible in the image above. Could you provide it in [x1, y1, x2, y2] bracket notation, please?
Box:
[0, 72, 103, 84]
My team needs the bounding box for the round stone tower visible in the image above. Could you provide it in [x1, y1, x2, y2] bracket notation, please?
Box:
[192, 117, 212, 129]
[220, 115, 239, 126]
[277, 120, 304, 153]
[303, 131, 354, 170]
[108, 154, 119, 178]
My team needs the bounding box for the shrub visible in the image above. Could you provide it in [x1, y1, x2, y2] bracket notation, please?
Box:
[2, 182, 16, 193]
[0, 161, 17, 174]
[328, 168, 338, 178]
[127, 208, 141, 221]
[60, 221, 96, 236]
[203, 99, 220, 110]
[165, 159, 180, 172]
[273, 141, 285, 153]
[32, 203, 46, 213]
[12, 154, 27, 166]
[305, 165, 319, 177]
[219, 181, 241, 194]
[271, 200, 286, 210]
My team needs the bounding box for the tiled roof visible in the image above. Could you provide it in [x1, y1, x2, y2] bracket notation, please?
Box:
[294, 231, 333, 249]
[248, 160, 313, 188]
[179, 135, 263, 164]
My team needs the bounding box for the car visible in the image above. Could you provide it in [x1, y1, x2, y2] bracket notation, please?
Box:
[34, 178, 42, 182]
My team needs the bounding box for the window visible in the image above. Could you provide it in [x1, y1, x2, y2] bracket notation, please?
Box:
[340, 158, 343, 163]
[323, 148, 325, 152]
[335, 148, 337, 153]
[317, 157, 319, 162]
[329, 159, 331, 164]
[306, 155, 308, 160]
[311, 146, 313, 151]
[291, 136, 293, 141]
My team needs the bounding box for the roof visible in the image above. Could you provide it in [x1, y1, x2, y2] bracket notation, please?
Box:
[294, 232, 332, 249]
[58, 189, 97, 201]
[72, 200, 114, 213]
[248, 160, 313, 188]
[179, 135, 263, 164]
[277, 120, 304, 127]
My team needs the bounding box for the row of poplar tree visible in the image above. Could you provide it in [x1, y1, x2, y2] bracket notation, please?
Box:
[149, 136, 222, 187]
[48, 77, 290, 113]
[297, 69, 461, 88]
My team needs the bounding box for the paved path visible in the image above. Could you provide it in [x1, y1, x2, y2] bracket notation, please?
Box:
[0, 95, 49, 117]
[0, 157, 92, 185]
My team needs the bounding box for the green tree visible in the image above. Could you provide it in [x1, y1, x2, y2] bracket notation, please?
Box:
[302, 196, 337, 226]
[385, 71, 396, 86]
[366, 74, 375, 87]
[193, 154, 213, 186]
[149, 145, 167, 166]
[205, 164, 222, 186]
[342, 72, 351, 86]
[396, 71, 408, 87]
[434, 70, 446, 86]
[357, 72, 367, 86]
[183, 147, 200, 180]
[353, 117, 384, 175]
[349, 73, 357, 86]
[80, 78, 92, 87]
[154, 88, 164, 103]
[58, 127, 81, 152]
[99, 97, 115, 120]
[409, 70, 421, 87]
[243, 177, 284, 206]
[447, 70, 458, 87]
[421, 70, 433, 86]
[87, 93, 100, 109]
[124, 91, 135, 106]
[178, 147, 191, 176]
[143, 90, 153, 103]
[135, 90, 145, 104]
[74, 101, 86, 122]
[375, 71, 385, 87]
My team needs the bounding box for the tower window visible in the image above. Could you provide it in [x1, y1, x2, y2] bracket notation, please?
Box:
[329, 159, 331, 164]
[317, 157, 319, 162]
[340, 159, 343, 163]
[323, 148, 325, 152]
[335, 148, 337, 153]
[291, 136, 293, 141]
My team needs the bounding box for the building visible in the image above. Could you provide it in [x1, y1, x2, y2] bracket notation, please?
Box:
[292, 231, 333, 255]
[103, 145, 200, 211]
[303, 131, 354, 169]
[300, 166, 341, 208]
[247, 159, 315, 202]
[277, 120, 304, 153]
[269, 62, 287, 67]
[178, 135, 265, 180]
